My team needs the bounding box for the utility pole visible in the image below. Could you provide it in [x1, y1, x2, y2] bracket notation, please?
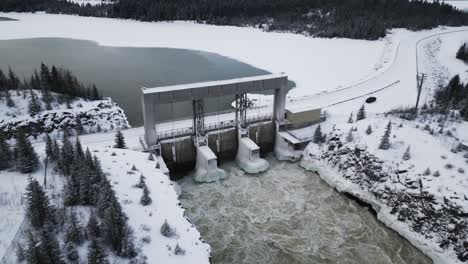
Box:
[43, 157, 48, 187]
[414, 73, 425, 117]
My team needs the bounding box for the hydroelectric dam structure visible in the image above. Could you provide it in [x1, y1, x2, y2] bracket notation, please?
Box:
[141, 73, 306, 182]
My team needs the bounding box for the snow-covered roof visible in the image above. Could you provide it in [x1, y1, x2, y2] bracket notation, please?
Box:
[278, 131, 301, 144]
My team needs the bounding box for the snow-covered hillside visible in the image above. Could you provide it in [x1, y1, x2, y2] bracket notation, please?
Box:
[0, 90, 129, 139]
[93, 148, 211, 264]
[0, 144, 210, 263]
[300, 112, 468, 264]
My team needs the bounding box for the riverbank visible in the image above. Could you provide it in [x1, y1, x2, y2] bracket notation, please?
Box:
[300, 113, 468, 264]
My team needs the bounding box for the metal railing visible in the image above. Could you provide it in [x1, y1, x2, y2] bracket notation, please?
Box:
[156, 113, 272, 140]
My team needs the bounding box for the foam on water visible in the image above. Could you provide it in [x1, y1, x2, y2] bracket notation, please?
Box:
[179, 156, 432, 264]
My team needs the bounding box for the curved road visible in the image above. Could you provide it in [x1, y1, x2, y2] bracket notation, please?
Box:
[285, 28, 468, 113]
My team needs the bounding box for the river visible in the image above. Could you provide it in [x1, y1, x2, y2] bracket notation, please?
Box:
[179, 156, 432, 264]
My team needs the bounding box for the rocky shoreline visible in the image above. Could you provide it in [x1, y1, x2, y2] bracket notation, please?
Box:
[301, 135, 468, 264]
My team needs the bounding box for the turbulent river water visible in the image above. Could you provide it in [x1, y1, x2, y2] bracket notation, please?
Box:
[179, 156, 432, 264]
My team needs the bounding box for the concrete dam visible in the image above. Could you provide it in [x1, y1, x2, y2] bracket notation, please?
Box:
[140, 73, 321, 181]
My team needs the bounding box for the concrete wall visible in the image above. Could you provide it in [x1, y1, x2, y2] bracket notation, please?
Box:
[160, 137, 196, 175]
[208, 128, 238, 163]
[285, 108, 321, 129]
[161, 121, 276, 175]
[248, 121, 275, 157]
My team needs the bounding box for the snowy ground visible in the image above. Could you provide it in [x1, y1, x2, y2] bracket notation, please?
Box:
[93, 148, 211, 264]
[0, 168, 44, 260]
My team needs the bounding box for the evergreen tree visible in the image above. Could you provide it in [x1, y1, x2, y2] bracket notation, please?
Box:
[42, 89, 53, 111]
[15, 130, 39, 173]
[160, 220, 175, 237]
[356, 105, 366, 121]
[345, 127, 354, 142]
[39, 222, 65, 264]
[87, 238, 109, 264]
[28, 89, 42, 116]
[313, 125, 324, 144]
[93, 155, 104, 184]
[365, 125, 373, 135]
[25, 178, 52, 229]
[63, 173, 80, 206]
[16, 243, 26, 262]
[63, 242, 79, 264]
[456, 43, 468, 61]
[174, 243, 185, 256]
[0, 69, 6, 91]
[8, 67, 20, 90]
[91, 84, 101, 100]
[378, 120, 392, 150]
[79, 163, 95, 205]
[120, 226, 137, 258]
[45, 133, 55, 161]
[86, 213, 101, 239]
[0, 132, 12, 170]
[347, 112, 354, 123]
[31, 70, 41, 90]
[58, 134, 74, 175]
[65, 211, 84, 245]
[101, 199, 126, 253]
[135, 175, 145, 189]
[75, 115, 84, 135]
[5, 90, 15, 107]
[75, 136, 84, 158]
[402, 145, 411, 160]
[25, 232, 46, 264]
[52, 139, 60, 161]
[140, 184, 152, 206]
[114, 130, 126, 149]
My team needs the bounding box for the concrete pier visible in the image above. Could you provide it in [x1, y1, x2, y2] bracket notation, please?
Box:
[194, 146, 227, 182]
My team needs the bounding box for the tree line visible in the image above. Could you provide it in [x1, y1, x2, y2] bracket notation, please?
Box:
[2, 0, 468, 40]
[0, 63, 102, 110]
[434, 74, 468, 120]
[0, 130, 138, 263]
[456, 42, 468, 62]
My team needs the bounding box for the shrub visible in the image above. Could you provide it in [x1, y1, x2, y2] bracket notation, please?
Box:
[160, 220, 175, 237]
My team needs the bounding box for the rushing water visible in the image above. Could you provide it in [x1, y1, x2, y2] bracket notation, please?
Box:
[179, 156, 432, 264]
[0, 38, 271, 126]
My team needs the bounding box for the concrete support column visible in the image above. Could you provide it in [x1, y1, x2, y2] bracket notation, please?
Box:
[273, 78, 287, 122]
[142, 92, 158, 147]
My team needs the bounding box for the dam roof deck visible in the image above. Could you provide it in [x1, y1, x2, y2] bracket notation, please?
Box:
[141, 73, 287, 103]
